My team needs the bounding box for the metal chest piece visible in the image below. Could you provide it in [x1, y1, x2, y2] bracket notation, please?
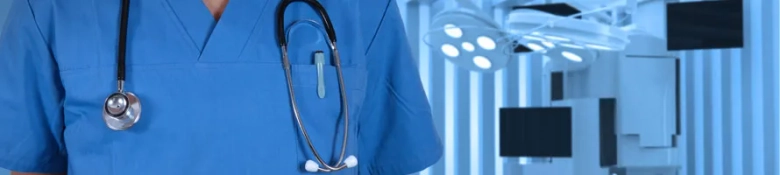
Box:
[102, 92, 142, 130]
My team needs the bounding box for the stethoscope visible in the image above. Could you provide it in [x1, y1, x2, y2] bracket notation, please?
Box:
[102, 0, 357, 173]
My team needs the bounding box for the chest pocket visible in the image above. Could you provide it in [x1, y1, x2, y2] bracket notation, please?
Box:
[287, 54, 367, 175]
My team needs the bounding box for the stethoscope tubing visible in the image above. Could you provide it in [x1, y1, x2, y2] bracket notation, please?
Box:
[117, 0, 129, 86]
[102, 0, 142, 131]
[276, 0, 351, 172]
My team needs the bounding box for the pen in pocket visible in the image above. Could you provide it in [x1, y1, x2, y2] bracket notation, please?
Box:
[314, 51, 326, 99]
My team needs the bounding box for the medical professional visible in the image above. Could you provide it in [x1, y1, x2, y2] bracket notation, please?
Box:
[0, 0, 443, 174]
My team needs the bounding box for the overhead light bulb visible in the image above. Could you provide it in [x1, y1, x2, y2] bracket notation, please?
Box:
[522, 35, 545, 41]
[585, 44, 613, 50]
[544, 35, 570, 42]
[526, 43, 545, 51]
[541, 41, 555, 48]
[444, 24, 463, 38]
[476, 36, 496, 50]
[462, 42, 475, 52]
[560, 43, 585, 49]
[441, 44, 460, 57]
[561, 51, 582, 62]
[473, 56, 492, 69]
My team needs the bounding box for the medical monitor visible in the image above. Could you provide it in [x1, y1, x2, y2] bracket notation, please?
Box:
[499, 107, 573, 157]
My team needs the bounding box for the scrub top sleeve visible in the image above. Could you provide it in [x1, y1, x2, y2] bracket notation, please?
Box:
[359, 0, 443, 174]
[0, 0, 68, 173]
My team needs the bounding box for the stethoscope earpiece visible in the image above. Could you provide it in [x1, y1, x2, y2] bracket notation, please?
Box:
[102, 91, 142, 131]
[304, 155, 358, 172]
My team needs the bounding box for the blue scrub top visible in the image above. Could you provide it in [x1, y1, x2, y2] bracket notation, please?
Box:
[0, 0, 443, 174]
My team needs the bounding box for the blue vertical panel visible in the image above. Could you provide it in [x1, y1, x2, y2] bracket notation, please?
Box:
[773, 1, 780, 174]
[761, 1, 780, 174]
[470, 72, 482, 175]
[456, 68, 471, 175]
[742, 1, 757, 174]
[692, 50, 704, 175]
[701, 50, 713, 175]
[444, 61, 456, 175]
[677, 51, 688, 175]
[478, 68, 494, 175]
[719, 49, 732, 175]
[740, 0, 754, 172]
[404, 2, 420, 64]
[747, 1, 766, 174]
[432, 6, 447, 175]
[529, 54, 543, 106]
[673, 51, 693, 175]
[729, 48, 744, 175]
[709, 50, 723, 175]
[683, 50, 696, 175]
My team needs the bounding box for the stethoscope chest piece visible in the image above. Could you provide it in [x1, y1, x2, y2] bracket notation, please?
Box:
[102, 92, 142, 131]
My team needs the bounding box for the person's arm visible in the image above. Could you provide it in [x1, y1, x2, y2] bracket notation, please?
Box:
[0, 0, 68, 175]
[357, 0, 443, 174]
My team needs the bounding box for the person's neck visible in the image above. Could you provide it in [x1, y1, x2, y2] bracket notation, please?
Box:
[203, 0, 229, 20]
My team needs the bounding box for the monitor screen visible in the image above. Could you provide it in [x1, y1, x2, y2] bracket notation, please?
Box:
[499, 107, 573, 157]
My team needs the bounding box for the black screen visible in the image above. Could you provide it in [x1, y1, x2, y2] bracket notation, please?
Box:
[499, 107, 573, 157]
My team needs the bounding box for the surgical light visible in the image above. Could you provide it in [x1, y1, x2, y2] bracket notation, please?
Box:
[544, 46, 597, 72]
[541, 41, 555, 48]
[522, 35, 545, 41]
[560, 43, 585, 49]
[473, 56, 492, 69]
[462, 42, 475, 52]
[526, 43, 545, 51]
[427, 2, 510, 72]
[444, 24, 463, 38]
[544, 35, 570, 42]
[476, 36, 497, 50]
[506, 9, 629, 51]
[585, 44, 613, 51]
[561, 51, 582, 62]
[441, 44, 459, 57]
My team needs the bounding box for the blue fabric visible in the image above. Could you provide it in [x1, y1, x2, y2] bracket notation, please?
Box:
[0, 0, 442, 174]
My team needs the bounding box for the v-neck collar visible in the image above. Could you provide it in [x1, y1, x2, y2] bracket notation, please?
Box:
[163, 0, 271, 62]
[163, 0, 217, 53]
